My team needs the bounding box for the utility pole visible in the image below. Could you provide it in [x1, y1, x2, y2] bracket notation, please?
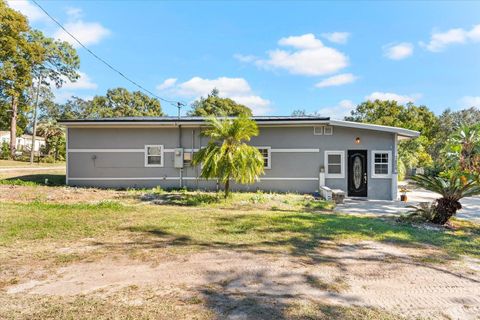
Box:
[177, 102, 183, 119]
[30, 73, 43, 164]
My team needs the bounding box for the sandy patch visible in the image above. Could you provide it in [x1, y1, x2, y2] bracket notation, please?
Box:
[5, 242, 480, 320]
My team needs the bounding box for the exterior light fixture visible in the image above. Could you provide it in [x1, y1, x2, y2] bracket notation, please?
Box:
[355, 137, 361, 144]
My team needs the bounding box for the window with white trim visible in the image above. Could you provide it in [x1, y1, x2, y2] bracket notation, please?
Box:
[324, 151, 345, 178]
[371, 150, 391, 178]
[145, 145, 164, 167]
[257, 147, 271, 169]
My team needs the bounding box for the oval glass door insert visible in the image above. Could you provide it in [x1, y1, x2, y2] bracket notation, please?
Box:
[353, 156, 362, 189]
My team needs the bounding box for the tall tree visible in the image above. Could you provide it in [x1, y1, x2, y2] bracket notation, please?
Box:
[0, 0, 43, 157]
[27, 30, 80, 163]
[432, 107, 480, 158]
[192, 115, 264, 197]
[84, 87, 164, 118]
[346, 100, 439, 171]
[189, 89, 252, 117]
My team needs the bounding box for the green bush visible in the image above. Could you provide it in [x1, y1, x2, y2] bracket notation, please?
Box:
[397, 159, 406, 181]
[399, 202, 438, 223]
[1, 141, 10, 159]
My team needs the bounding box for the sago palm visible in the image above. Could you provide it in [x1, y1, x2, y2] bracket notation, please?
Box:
[192, 115, 264, 198]
[413, 174, 480, 224]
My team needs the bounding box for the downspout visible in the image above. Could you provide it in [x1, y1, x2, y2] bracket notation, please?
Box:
[392, 133, 398, 201]
[179, 124, 183, 188]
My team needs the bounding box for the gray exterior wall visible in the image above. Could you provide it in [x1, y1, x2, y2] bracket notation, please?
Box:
[67, 125, 396, 199]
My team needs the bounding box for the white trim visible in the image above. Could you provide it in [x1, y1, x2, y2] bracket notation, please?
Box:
[68, 176, 320, 181]
[65, 128, 69, 185]
[270, 148, 319, 153]
[256, 146, 271, 169]
[323, 126, 333, 135]
[328, 120, 419, 138]
[163, 148, 199, 153]
[144, 145, 164, 167]
[392, 134, 398, 200]
[69, 149, 144, 153]
[371, 150, 392, 178]
[259, 177, 318, 181]
[313, 126, 323, 135]
[324, 150, 345, 179]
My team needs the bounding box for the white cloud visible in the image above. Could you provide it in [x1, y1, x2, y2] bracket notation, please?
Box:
[422, 24, 480, 52]
[161, 76, 272, 115]
[458, 96, 480, 108]
[53, 72, 97, 102]
[247, 33, 348, 76]
[278, 33, 324, 49]
[61, 72, 98, 90]
[315, 73, 357, 88]
[316, 100, 355, 119]
[156, 78, 177, 90]
[233, 54, 258, 63]
[383, 42, 414, 60]
[54, 20, 110, 47]
[365, 92, 419, 104]
[6, 0, 46, 22]
[321, 32, 350, 44]
[66, 7, 83, 20]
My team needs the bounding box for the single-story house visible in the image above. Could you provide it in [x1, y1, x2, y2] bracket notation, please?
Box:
[59, 116, 419, 200]
[0, 131, 46, 152]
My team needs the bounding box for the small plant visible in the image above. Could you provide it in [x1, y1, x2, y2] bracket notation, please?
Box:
[151, 186, 164, 195]
[1, 141, 10, 160]
[249, 190, 266, 204]
[400, 202, 438, 223]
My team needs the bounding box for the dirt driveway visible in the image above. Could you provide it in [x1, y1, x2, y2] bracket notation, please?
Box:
[4, 239, 480, 320]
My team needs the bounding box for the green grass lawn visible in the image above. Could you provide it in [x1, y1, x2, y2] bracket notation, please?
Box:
[1, 198, 478, 259]
[0, 159, 65, 167]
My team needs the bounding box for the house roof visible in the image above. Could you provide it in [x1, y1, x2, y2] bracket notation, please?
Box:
[58, 116, 419, 138]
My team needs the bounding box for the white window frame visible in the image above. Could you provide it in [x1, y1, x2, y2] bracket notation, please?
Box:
[324, 150, 345, 178]
[371, 150, 392, 178]
[323, 126, 333, 135]
[257, 146, 271, 169]
[144, 145, 164, 167]
[313, 126, 323, 135]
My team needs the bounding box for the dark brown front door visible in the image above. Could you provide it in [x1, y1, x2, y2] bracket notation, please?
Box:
[348, 150, 368, 197]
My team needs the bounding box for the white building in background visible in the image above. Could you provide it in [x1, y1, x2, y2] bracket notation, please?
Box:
[0, 131, 46, 152]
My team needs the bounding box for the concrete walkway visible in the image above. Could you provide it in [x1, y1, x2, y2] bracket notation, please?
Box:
[336, 189, 480, 222]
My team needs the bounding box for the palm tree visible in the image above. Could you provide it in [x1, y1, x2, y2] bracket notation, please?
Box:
[192, 115, 265, 198]
[413, 174, 480, 224]
[37, 119, 64, 162]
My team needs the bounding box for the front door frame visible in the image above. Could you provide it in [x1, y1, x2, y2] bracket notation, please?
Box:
[347, 149, 368, 197]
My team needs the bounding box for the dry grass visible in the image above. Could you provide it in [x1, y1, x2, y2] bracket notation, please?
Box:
[0, 172, 479, 319]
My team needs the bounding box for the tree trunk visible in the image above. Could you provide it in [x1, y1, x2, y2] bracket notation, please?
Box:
[10, 96, 18, 159]
[30, 77, 42, 164]
[433, 198, 462, 224]
[224, 179, 230, 198]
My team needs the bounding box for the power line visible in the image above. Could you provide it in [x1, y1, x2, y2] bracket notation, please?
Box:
[31, 0, 185, 109]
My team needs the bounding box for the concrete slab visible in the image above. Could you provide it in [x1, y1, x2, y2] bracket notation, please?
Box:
[335, 188, 480, 223]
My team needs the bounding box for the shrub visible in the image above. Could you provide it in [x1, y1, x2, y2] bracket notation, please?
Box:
[400, 202, 438, 223]
[1, 141, 10, 159]
[413, 174, 480, 224]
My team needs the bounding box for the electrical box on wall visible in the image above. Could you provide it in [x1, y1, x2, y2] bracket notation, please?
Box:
[174, 148, 184, 168]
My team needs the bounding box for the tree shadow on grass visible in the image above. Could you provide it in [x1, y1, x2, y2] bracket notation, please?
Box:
[0, 174, 65, 186]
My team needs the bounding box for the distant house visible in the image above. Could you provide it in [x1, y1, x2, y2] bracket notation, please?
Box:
[0, 131, 46, 153]
[59, 116, 419, 200]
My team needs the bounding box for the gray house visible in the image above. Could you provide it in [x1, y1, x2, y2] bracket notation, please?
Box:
[59, 116, 419, 200]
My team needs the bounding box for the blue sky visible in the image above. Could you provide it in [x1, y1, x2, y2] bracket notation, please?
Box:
[8, 0, 480, 118]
